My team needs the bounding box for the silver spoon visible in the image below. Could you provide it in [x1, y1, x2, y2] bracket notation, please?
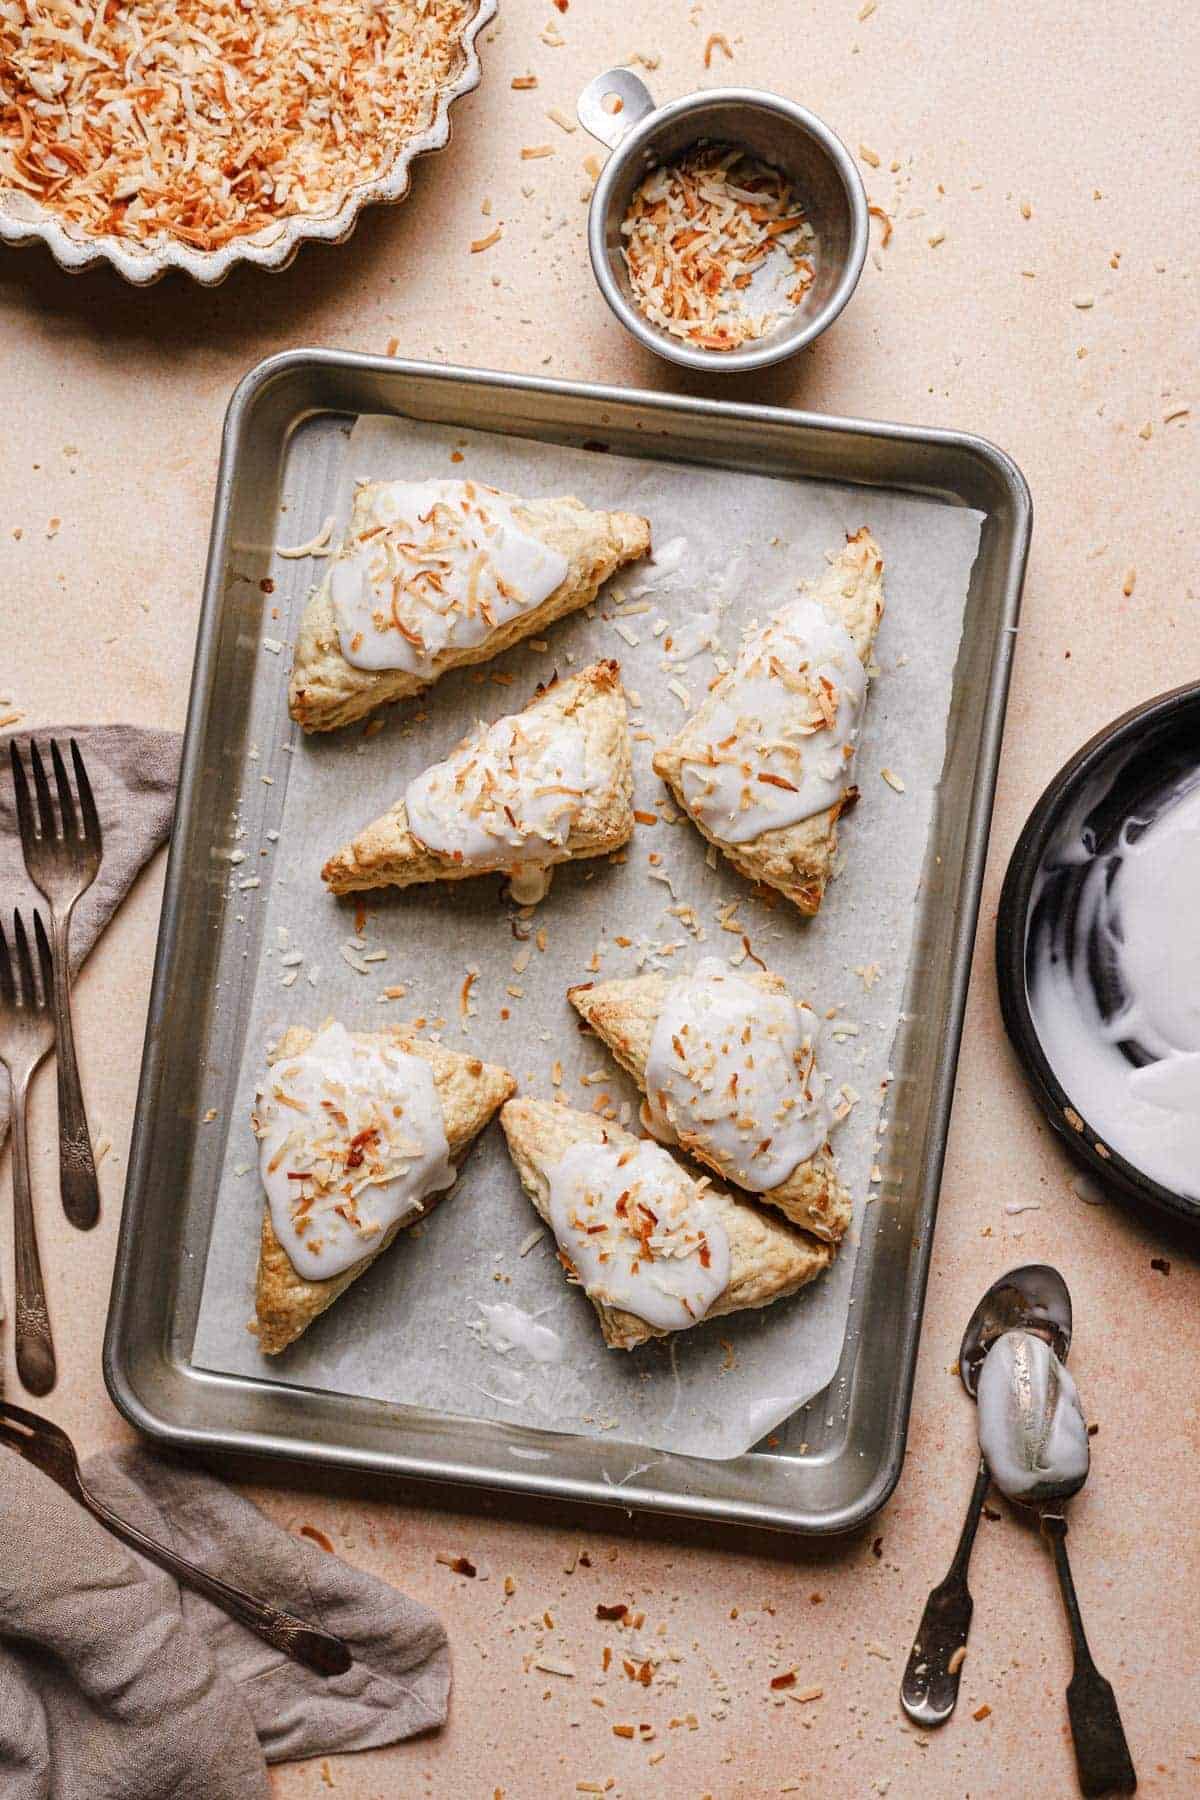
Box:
[900, 1264, 1072, 1728]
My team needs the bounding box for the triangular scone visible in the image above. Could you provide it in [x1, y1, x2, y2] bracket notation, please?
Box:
[253, 1022, 514, 1354]
[499, 1097, 831, 1351]
[289, 478, 651, 732]
[568, 961, 851, 1243]
[653, 528, 884, 913]
[322, 661, 633, 900]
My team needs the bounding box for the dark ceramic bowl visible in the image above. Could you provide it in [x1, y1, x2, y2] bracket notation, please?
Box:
[996, 680, 1200, 1228]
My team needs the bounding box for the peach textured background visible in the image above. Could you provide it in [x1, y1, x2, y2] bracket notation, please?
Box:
[1, 2, 1197, 1795]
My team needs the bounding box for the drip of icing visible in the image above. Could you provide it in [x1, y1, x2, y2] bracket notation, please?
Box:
[545, 1138, 731, 1332]
[253, 1022, 453, 1280]
[643, 957, 832, 1191]
[405, 709, 595, 877]
[662, 610, 720, 665]
[976, 1328, 1090, 1503]
[507, 865, 553, 905]
[473, 1301, 564, 1363]
[621, 534, 689, 600]
[329, 478, 568, 675]
[1028, 773, 1200, 1198]
[678, 595, 866, 844]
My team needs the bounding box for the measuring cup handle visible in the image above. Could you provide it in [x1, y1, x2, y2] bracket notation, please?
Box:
[576, 68, 656, 151]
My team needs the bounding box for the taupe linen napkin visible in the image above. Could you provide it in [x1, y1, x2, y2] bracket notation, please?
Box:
[0, 1442, 451, 1799]
[0, 723, 183, 1148]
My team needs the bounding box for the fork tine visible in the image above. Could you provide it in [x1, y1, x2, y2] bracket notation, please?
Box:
[33, 910, 54, 1008]
[13, 911, 36, 1010]
[9, 739, 35, 854]
[71, 739, 101, 851]
[0, 916, 12, 1010]
[29, 740, 57, 845]
[50, 739, 78, 842]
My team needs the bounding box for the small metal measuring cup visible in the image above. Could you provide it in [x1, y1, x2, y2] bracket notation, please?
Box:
[577, 68, 868, 373]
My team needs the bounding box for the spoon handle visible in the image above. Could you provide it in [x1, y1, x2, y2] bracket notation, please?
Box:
[1041, 1512, 1137, 1796]
[900, 1455, 991, 1726]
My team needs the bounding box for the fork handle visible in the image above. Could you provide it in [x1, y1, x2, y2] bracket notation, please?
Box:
[76, 1482, 352, 1677]
[48, 911, 99, 1231]
[9, 1073, 57, 1396]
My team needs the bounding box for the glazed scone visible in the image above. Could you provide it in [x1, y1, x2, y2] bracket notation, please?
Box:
[289, 478, 651, 731]
[653, 528, 884, 913]
[500, 1097, 832, 1351]
[569, 959, 852, 1243]
[322, 661, 633, 901]
[253, 1021, 514, 1354]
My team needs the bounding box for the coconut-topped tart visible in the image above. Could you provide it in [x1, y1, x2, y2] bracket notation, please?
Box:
[653, 527, 884, 913]
[289, 478, 650, 731]
[569, 958, 851, 1243]
[500, 1097, 831, 1351]
[322, 661, 633, 901]
[252, 1020, 514, 1353]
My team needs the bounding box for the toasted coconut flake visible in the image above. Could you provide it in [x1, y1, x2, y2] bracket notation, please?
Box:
[0, 2, 480, 252]
[868, 202, 893, 247]
[620, 143, 817, 350]
[277, 516, 336, 560]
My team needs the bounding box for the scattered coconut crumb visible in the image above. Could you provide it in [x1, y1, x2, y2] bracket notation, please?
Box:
[534, 1656, 576, 1678]
[277, 516, 334, 560]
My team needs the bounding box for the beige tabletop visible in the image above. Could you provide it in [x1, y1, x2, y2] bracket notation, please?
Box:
[2, 2, 1197, 1795]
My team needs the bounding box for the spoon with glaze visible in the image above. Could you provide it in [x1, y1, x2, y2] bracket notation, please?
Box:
[900, 1263, 1073, 1729]
[977, 1328, 1137, 1797]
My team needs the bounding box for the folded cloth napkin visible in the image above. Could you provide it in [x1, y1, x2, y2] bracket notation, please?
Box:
[0, 723, 183, 1150]
[0, 1442, 450, 1800]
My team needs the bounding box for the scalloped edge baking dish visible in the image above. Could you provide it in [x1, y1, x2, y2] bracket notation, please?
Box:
[0, 0, 496, 287]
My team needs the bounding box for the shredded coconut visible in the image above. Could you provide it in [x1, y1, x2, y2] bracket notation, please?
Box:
[0, 2, 479, 251]
[620, 143, 817, 350]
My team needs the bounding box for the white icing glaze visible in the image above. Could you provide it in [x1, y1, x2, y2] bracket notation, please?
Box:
[976, 1328, 1090, 1504]
[507, 864, 553, 905]
[545, 1138, 731, 1332]
[643, 957, 831, 1191]
[405, 708, 595, 875]
[473, 1301, 564, 1364]
[329, 479, 568, 676]
[678, 595, 866, 844]
[1028, 772, 1200, 1199]
[253, 1022, 453, 1281]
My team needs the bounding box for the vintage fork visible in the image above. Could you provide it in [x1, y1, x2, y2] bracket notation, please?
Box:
[0, 911, 57, 1394]
[0, 1398, 354, 1677]
[10, 738, 102, 1230]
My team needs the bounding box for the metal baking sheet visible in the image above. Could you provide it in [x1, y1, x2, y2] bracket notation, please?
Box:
[105, 351, 1029, 1533]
